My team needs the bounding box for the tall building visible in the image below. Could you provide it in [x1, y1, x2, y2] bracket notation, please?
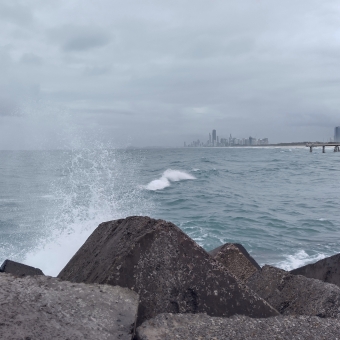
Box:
[212, 129, 216, 144]
[249, 136, 257, 145]
[335, 127, 340, 142]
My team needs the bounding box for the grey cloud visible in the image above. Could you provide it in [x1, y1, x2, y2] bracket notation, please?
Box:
[0, 98, 19, 116]
[48, 25, 111, 52]
[1, 0, 340, 148]
[83, 66, 111, 77]
[20, 53, 42, 65]
[73, 108, 135, 116]
[0, 2, 33, 25]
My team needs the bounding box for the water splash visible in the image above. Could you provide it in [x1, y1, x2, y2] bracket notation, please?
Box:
[24, 148, 153, 276]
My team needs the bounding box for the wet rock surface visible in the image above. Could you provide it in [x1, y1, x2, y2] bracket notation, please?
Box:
[291, 253, 340, 288]
[0, 272, 138, 340]
[135, 313, 340, 340]
[58, 216, 278, 325]
[0, 259, 44, 276]
[247, 265, 340, 317]
[209, 243, 261, 283]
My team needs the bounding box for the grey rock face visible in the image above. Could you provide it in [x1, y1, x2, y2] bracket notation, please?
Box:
[58, 216, 278, 325]
[136, 313, 340, 340]
[0, 273, 138, 340]
[0, 259, 44, 276]
[209, 243, 261, 283]
[291, 253, 340, 288]
[247, 265, 340, 317]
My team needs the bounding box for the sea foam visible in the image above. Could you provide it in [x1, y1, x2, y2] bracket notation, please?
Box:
[145, 169, 196, 191]
[276, 250, 326, 271]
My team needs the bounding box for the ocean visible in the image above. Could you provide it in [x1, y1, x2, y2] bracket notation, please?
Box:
[1, 146, 339, 276]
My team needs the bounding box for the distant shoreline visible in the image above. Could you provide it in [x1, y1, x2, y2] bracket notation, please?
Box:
[183, 142, 334, 148]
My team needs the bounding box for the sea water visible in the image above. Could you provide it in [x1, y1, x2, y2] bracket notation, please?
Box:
[1, 147, 339, 276]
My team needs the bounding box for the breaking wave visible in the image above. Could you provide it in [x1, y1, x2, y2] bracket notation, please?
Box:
[145, 169, 196, 191]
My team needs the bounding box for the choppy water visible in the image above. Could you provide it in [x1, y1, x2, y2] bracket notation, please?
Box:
[1, 147, 339, 276]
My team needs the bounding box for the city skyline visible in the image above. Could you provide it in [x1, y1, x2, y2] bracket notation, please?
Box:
[185, 129, 269, 147]
[185, 126, 340, 148]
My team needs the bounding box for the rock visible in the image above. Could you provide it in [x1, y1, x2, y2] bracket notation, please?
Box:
[0, 272, 138, 340]
[135, 313, 340, 340]
[209, 243, 261, 283]
[290, 253, 340, 288]
[247, 265, 340, 317]
[58, 216, 279, 325]
[0, 259, 44, 276]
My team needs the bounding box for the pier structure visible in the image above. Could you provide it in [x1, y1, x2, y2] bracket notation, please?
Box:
[306, 143, 340, 153]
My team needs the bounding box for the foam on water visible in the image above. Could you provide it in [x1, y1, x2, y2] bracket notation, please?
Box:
[145, 169, 195, 191]
[276, 250, 326, 271]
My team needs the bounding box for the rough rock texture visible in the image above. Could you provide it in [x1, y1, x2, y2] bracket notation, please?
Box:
[247, 265, 340, 317]
[0, 259, 44, 276]
[58, 216, 278, 325]
[136, 313, 340, 340]
[0, 272, 138, 340]
[209, 243, 261, 283]
[291, 253, 340, 287]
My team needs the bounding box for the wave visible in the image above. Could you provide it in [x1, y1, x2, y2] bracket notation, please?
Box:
[145, 169, 196, 191]
[276, 250, 326, 271]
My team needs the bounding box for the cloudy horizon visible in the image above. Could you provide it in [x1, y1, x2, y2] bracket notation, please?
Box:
[1, 0, 340, 149]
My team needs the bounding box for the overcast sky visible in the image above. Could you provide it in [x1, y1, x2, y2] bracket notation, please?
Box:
[0, 0, 340, 149]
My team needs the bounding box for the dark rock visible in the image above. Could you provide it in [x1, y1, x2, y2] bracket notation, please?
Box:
[0, 259, 44, 276]
[209, 243, 261, 283]
[247, 265, 340, 317]
[0, 272, 138, 340]
[290, 253, 340, 288]
[136, 313, 340, 340]
[58, 216, 279, 325]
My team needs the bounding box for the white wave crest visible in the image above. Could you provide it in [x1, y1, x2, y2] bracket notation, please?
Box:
[145, 169, 196, 191]
[276, 250, 326, 271]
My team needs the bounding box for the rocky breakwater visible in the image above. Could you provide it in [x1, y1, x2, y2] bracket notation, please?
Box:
[3, 216, 340, 339]
[0, 273, 139, 340]
[247, 265, 340, 317]
[290, 253, 340, 288]
[136, 239, 340, 340]
[58, 216, 278, 326]
[209, 243, 261, 283]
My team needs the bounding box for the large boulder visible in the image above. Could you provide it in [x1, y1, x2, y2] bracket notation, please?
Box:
[136, 313, 340, 340]
[291, 253, 340, 288]
[0, 272, 139, 340]
[247, 265, 340, 317]
[209, 243, 261, 283]
[0, 259, 44, 276]
[58, 216, 278, 325]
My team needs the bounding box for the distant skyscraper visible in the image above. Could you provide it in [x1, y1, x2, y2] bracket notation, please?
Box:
[209, 133, 211, 144]
[212, 129, 216, 143]
[335, 127, 340, 142]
